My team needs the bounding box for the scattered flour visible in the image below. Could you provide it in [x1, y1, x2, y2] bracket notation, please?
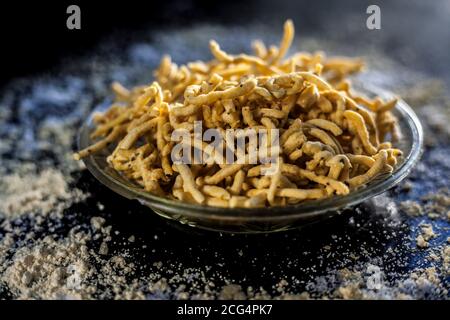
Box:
[0, 168, 86, 219]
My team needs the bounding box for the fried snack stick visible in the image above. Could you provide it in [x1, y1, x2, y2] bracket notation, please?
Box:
[117, 118, 159, 149]
[376, 110, 400, 142]
[298, 168, 349, 195]
[204, 164, 245, 185]
[348, 150, 388, 188]
[135, 152, 164, 196]
[280, 119, 303, 144]
[343, 110, 378, 155]
[209, 41, 282, 75]
[173, 163, 205, 204]
[252, 40, 268, 59]
[346, 154, 376, 168]
[297, 84, 320, 109]
[267, 158, 283, 204]
[271, 19, 295, 65]
[74, 125, 126, 160]
[173, 188, 230, 208]
[246, 188, 325, 201]
[283, 131, 306, 155]
[306, 119, 343, 136]
[229, 170, 246, 195]
[321, 57, 364, 82]
[344, 98, 380, 147]
[308, 127, 343, 154]
[385, 148, 403, 167]
[305, 150, 334, 171]
[111, 81, 131, 101]
[90, 109, 133, 139]
[276, 188, 326, 200]
[202, 185, 231, 200]
[185, 78, 257, 105]
[326, 155, 352, 181]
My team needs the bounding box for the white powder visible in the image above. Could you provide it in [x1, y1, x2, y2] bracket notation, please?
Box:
[0, 168, 86, 219]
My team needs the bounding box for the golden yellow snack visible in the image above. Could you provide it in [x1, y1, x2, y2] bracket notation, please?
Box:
[74, 20, 402, 208]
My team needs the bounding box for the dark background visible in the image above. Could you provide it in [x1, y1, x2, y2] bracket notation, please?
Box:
[2, 0, 450, 87]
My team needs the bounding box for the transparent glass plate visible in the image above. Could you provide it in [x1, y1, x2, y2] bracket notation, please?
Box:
[78, 85, 423, 233]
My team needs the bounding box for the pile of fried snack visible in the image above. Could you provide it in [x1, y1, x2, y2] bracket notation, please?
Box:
[74, 20, 402, 208]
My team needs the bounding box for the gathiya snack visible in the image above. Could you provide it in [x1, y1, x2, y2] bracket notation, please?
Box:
[74, 20, 402, 208]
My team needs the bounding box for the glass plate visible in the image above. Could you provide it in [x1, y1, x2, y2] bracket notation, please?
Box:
[78, 85, 423, 233]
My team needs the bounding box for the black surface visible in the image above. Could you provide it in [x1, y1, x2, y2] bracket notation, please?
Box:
[1, 0, 450, 299]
